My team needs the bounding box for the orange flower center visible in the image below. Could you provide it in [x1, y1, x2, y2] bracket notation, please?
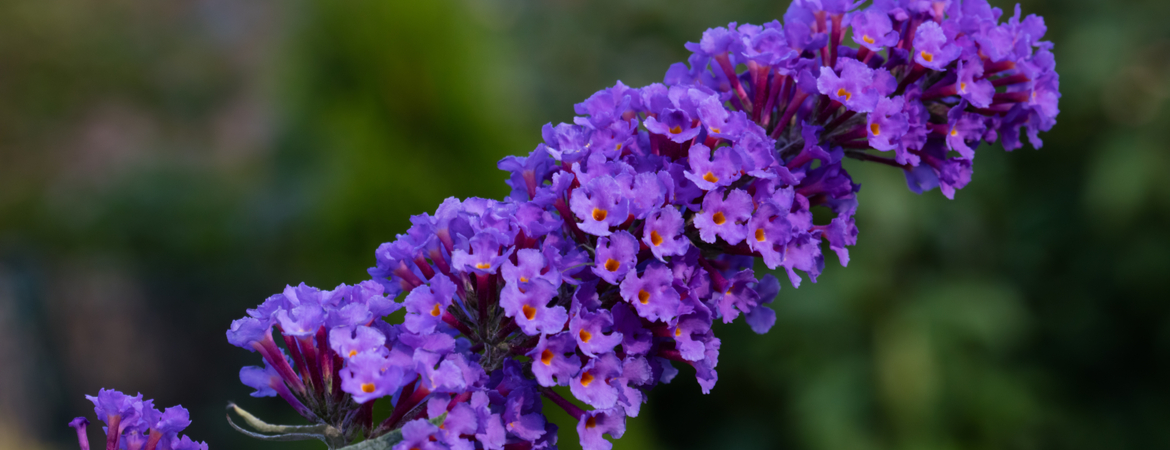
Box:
[920, 51, 934, 62]
[837, 88, 852, 101]
[702, 171, 719, 183]
[863, 35, 875, 44]
[592, 208, 607, 221]
[580, 371, 595, 387]
[675, 328, 682, 337]
[579, 329, 593, 343]
[522, 304, 537, 320]
[604, 258, 620, 272]
[650, 230, 663, 246]
[430, 304, 441, 317]
[669, 125, 682, 134]
[755, 228, 766, 242]
[475, 262, 490, 270]
[348, 349, 358, 358]
[638, 290, 651, 304]
[712, 211, 726, 225]
[541, 349, 554, 365]
[585, 416, 597, 429]
[870, 122, 881, 136]
[361, 383, 376, 393]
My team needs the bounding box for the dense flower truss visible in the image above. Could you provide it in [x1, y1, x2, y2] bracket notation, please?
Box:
[226, 1, 1058, 449]
[69, 389, 208, 450]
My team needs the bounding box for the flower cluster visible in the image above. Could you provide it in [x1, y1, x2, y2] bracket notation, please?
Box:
[69, 389, 207, 450]
[226, 1, 1058, 450]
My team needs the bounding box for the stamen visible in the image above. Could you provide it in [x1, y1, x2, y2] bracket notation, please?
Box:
[755, 228, 766, 242]
[711, 127, 722, 134]
[475, 262, 490, 270]
[960, 81, 967, 92]
[361, 383, 376, 393]
[703, 171, 719, 183]
[580, 371, 595, 387]
[921, 51, 934, 62]
[870, 122, 881, 136]
[519, 276, 529, 283]
[541, 349, 554, 365]
[675, 328, 682, 337]
[712, 211, 726, 225]
[592, 208, 608, 221]
[522, 304, 537, 320]
[863, 35, 875, 44]
[950, 127, 958, 137]
[348, 349, 358, 358]
[837, 87, 853, 101]
[669, 125, 683, 134]
[604, 258, 620, 272]
[638, 290, 651, 304]
[579, 329, 593, 343]
[650, 230, 664, 246]
[430, 304, 441, 317]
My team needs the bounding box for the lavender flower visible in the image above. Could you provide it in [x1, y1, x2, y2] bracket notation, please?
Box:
[224, 2, 1059, 449]
[70, 389, 206, 450]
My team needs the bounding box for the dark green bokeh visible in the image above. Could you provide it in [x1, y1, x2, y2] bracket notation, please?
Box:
[0, 0, 1167, 449]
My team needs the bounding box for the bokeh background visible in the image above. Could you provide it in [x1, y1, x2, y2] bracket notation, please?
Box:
[2, 0, 1169, 448]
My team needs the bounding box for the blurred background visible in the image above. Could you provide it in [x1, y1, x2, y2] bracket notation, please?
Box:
[1, 0, 1168, 448]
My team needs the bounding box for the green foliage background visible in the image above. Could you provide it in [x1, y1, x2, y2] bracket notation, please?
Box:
[0, 0, 1167, 449]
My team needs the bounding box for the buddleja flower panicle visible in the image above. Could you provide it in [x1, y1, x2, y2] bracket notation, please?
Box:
[69, 389, 207, 450]
[221, 1, 1058, 449]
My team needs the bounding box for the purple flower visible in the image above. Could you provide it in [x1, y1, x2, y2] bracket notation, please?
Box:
[745, 274, 780, 334]
[745, 201, 793, 269]
[577, 408, 626, 450]
[867, 96, 910, 152]
[642, 207, 691, 261]
[696, 94, 748, 139]
[570, 175, 630, 236]
[569, 353, 624, 409]
[956, 58, 995, 108]
[329, 325, 387, 360]
[570, 308, 624, 357]
[500, 278, 568, 336]
[393, 419, 443, 450]
[274, 284, 326, 337]
[817, 59, 881, 112]
[694, 188, 754, 245]
[619, 261, 682, 323]
[592, 231, 638, 284]
[69, 417, 90, 450]
[683, 143, 742, 191]
[529, 332, 583, 387]
[501, 248, 562, 288]
[86, 389, 144, 438]
[170, 435, 210, 450]
[945, 101, 986, 160]
[451, 231, 513, 275]
[716, 270, 761, 323]
[339, 351, 406, 404]
[611, 303, 654, 356]
[851, 8, 899, 51]
[402, 274, 457, 334]
[913, 21, 961, 70]
[643, 108, 701, 143]
[416, 351, 481, 393]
